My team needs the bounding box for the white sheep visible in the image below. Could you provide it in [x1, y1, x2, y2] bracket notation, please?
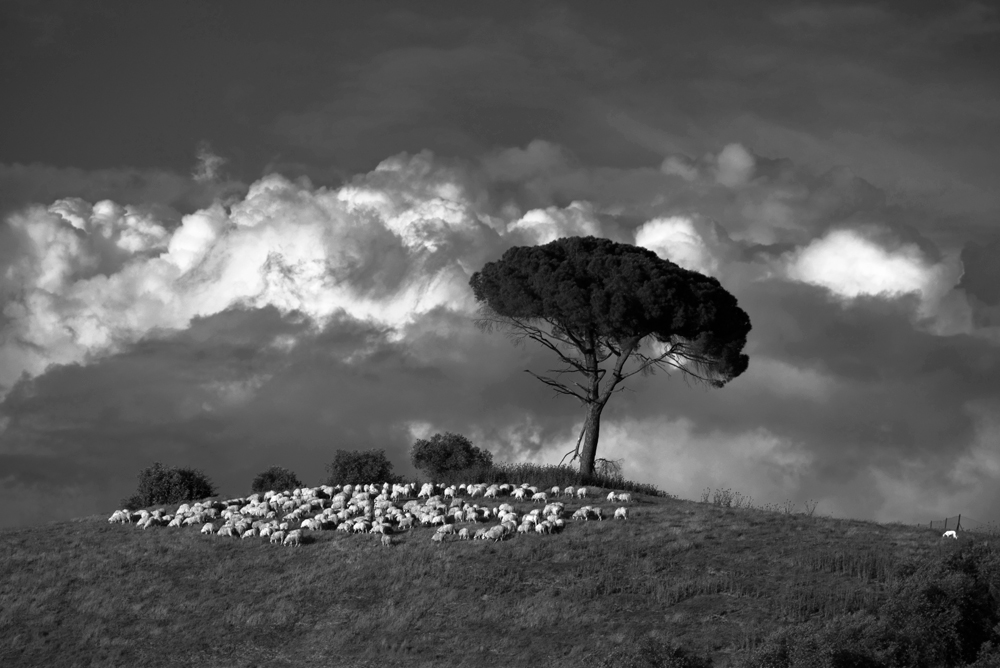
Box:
[614, 507, 629, 520]
[431, 531, 446, 544]
[458, 528, 471, 540]
[436, 524, 457, 535]
[943, 530, 958, 539]
[576, 487, 589, 499]
[531, 492, 548, 504]
[201, 522, 216, 535]
[283, 530, 303, 547]
[381, 534, 393, 547]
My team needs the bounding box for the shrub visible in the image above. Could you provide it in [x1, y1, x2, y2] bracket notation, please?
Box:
[325, 449, 398, 485]
[250, 466, 303, 494]
[121, 462, 217, 510]
[738, 542, 1000, 668]
[410, 432, 493, 480]
[878, 542, 1000, 667]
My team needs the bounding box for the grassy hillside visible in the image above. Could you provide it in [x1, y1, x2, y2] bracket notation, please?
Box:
[1, 482, 997, 668]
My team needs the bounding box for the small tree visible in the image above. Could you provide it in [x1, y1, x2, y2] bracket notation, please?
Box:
[410, 432, 494, 480]
[122, 461, 217, 510]
[325, 449, 397, 485]
[250, 466, 303, 494]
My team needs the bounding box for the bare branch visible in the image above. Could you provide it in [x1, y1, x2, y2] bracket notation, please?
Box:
[524, 370, 589, 403]
[558, 422, 588, 467]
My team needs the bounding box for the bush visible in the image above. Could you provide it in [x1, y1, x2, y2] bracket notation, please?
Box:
[738, 542, 1000, 668]
[410, 432, 493, 480]
[878, 543, 1000, 667]
[325, 449, 398, 485]
[121, 462, 217, 510]
[250, 466, 303, 494]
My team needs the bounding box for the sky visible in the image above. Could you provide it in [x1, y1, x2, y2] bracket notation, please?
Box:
[1, 0, 999, 529]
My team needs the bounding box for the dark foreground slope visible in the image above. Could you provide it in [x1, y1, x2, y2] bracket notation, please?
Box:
[1, 490, 996, 668]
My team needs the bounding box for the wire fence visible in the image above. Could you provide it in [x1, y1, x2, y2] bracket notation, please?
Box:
[929, 514, 1000, 536]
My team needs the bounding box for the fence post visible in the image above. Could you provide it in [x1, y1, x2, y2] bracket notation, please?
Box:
[944, 518, 948, 531]
[957, 514, 962, 531]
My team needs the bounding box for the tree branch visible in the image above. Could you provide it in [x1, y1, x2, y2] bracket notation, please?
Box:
[558, 422, 588, 467]
[524, 370, 589, 403]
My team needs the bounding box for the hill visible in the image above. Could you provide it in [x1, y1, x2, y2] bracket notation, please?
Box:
[2, 482, 998, 668]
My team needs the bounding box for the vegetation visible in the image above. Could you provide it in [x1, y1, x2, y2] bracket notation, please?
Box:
[410, 432, 494, 482]
[120, 462, 216, 510]
[324, 448, 398, 486]
[470, 236, 751, 477]
[250, 466, 303, 494]
[5, 477, 1000, 667]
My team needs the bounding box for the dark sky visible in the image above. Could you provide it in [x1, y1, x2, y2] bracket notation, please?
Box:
[1, 0, 999, 528]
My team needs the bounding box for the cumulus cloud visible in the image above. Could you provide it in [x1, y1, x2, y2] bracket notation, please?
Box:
[506, 200, 603, 245]
[0, 151, 509, 395]
[783, 227, 967, 331]
[634, 215, 728, 276]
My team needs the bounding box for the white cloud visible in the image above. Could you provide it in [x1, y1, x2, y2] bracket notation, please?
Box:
[634, 215, 719, 275]
[507, 200, 602, 245]
[786, 228, 940, 300]
[1, 150, 636, 396]
[0, 153, 505, 394]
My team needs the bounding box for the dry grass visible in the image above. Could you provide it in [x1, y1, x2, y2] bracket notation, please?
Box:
[0, 486, 980, 667]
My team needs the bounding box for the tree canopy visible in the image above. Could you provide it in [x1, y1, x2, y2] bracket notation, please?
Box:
[411, 432, 494, 480]
[469, 236, 751, 476]
[250, 466, 303, 494]
[324, 449, 398, 486]
[122, 462, 217, 510]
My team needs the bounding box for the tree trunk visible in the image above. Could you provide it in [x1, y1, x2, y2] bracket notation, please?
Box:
[578, 400, 606, 478]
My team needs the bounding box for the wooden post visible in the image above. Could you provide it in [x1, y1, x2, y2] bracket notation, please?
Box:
[957, 514, 962, 531]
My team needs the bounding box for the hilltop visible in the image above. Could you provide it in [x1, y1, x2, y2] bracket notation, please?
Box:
[1, 483, 998, 668]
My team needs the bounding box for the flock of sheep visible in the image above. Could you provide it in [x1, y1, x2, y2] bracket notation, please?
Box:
[107, 482, 637, 547]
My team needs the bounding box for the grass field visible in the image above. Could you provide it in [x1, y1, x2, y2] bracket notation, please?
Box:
[0, 483, 994, 668]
